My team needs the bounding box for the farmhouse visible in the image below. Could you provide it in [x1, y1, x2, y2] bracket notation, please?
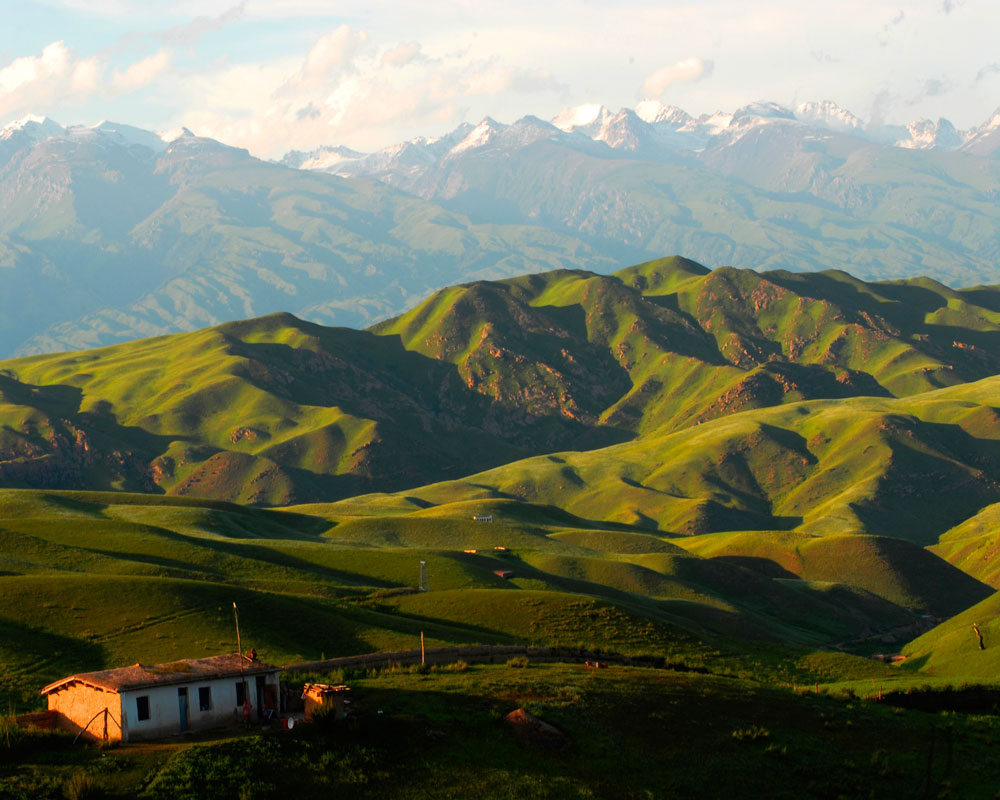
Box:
[40, 653, 280, 742]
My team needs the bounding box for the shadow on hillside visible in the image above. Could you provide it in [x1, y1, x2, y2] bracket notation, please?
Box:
[217, 310, 640, 495]
[761, 270, 1000, 378]
[850, 418, 1000, 545]
[0, 388, 176, 495]
[82, 548, 226, 581]
[0, 616, 106, 698]
[349, 600, 524, 646]
[710, 556, 801, 581]
[958, 287, 1000, 313]
[0, 373, 83, 418]
[80, 520, 402, 590]
[763, 269, 947, 324]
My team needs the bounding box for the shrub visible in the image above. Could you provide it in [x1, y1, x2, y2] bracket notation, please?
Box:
[507, 657, 530, 668]
[63, 773, 105, 800]
[731, 725, 770, 742]
[442, 661, 468, 673]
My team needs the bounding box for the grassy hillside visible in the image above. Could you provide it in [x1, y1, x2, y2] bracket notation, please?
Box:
[676, 530, 991, 616]
[903, 591, 1000, 680]
[363, 379, 1000, 549]
[2, 261, 1000, 712]
[8, 663, 1000, 799]
[6, 258, 1000, 508]
[931, 502, 1000, 587]
[0, 488, 962, 707]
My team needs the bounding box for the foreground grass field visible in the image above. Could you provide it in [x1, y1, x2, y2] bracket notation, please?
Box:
[2, 485, 985, 704]
[3, 663, 999, 799]
[0, 484, 993, 715]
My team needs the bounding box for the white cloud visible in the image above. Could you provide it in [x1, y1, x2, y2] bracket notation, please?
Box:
[380, 42, 423, 69]
[71, 59, 102, 93]
[112, 50, 171, 92]
[462, 64, 565, 96]
[279, 25, 368, 94]
[182, 25, 568, 157]
[0, 41, 71, 96]
[640, 57, 714, 100]
[0, 39, 180, 120]
[13, 1, 1000, 149]
[159, 2, 247, 46]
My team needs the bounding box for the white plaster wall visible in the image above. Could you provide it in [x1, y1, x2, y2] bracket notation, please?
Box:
[121, 673, 278, 741]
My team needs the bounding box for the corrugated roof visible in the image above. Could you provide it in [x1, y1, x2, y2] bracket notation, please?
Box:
[41, 653, 278, 696]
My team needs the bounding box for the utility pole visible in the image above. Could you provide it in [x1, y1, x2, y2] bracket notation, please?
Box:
[233, 602, 247, 710]
[421, 631, 425, 666]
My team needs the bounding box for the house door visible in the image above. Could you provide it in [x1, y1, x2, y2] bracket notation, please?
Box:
[178, 687, 189, 732]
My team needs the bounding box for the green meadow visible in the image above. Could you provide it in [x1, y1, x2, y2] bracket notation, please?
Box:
[5, 663, 1000, 799]
[2, 258, 1000, 796]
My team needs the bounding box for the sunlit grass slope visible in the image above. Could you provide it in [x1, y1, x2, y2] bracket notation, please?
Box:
[931, 501, 1000, 588]
[0, 488, 959, 706]
[363, 378, 1000, 550]
[903, 591, 1000, 680]
[6, 257, 1000, 505]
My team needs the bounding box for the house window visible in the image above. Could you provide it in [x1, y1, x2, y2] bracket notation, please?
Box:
[199, 686, 212, 712]
[235, 681, 246, 706]
[136, 696, 150, 721]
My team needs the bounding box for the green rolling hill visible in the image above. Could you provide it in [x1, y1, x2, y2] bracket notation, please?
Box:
[366, 382, 1000, 546]
[902, 591, 1000, 680]
[2, 258, 1000, 710]
[6, 256, 1000, 508]
[0, 487, 969, 706]
[930, 502, 1000, 588]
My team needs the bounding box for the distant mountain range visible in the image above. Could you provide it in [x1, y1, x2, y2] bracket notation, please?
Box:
[2, 99, 1000, 357]
[283, 99, 1000, 172]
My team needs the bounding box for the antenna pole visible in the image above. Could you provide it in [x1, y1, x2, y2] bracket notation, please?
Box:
[233, 601, 242, 658]
[233, 602, 248, 717]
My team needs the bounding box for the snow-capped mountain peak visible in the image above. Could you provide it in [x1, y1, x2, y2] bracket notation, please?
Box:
[90, 121, 171, 153]
[731, 102, 795, 122]
[551, 103, 613, 137]
[159, 126, 195, 144]
[277, 98, 1000, 183]
[0, 114, 65, 142]
[795, 100, 865, 132]
[695, 110, 735, 137]
[634, 100, 692, 127]
[959, 106, 1000, 156]
[281, 144, 367, 171]
[897, 117, 961, 150]
[449, 117, 505, 154]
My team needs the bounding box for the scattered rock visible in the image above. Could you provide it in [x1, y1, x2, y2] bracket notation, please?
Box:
[503, 708, 567, 749]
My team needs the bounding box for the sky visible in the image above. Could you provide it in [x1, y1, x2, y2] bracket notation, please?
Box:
[0, 0, 998, 158]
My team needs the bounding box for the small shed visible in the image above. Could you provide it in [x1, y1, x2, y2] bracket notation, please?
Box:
[494, 569, 514, 579]
[472, 515, 494, 523]
[302, 683, 350, 722]
[41, 653, 280, 742]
